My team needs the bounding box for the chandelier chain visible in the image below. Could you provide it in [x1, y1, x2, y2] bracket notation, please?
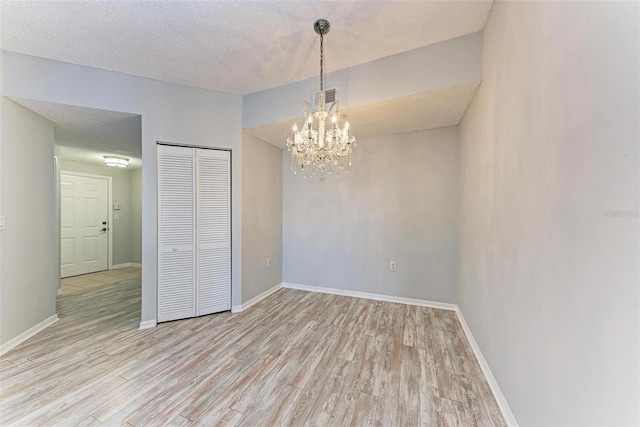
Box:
[320, 33, 324, 92]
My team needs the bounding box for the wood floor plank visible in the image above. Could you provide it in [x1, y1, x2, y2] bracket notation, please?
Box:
[47, 377, 127, 426]
[284, 331, 352, 425]
[416, 346, 442, 426]
[373, 304, 404, 426]
[398, 344, 420, 427]
[441, 397, 470, 427]
[428, 309, 463, 403]
[287, 329, 338, 390]
[351, 392, 379, 427]
[251, 385, 302, 427]
[182, 353, 276, 422]
[73, 416, 102, 427]
[166, 414, 193, 427]
[363, 301, 382, 336]
[338, 299, 372, 361]
[197, 408, 242, 427]
[104, 352, 220, 425]
[91, 358, 180, 421]
[360, 331, 388, 397]
[374, 302, 394, 336]
[457, 374, 493, 427]
[403, 304, 418, 347]
[137, 356, 240, 426]
[331, 334, 374, 425]
[303, 357, 352, 426]
[0, 269, 506, 426]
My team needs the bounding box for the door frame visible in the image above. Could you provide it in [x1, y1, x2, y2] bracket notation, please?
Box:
[60, 170, 114, 271]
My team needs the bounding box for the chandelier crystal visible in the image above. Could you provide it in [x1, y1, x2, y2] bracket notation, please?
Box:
[287, 19, 356, 179]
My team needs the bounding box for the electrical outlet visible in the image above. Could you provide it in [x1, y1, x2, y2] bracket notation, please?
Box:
[267, 258, 272, 268]
[390, 261, 397, 271]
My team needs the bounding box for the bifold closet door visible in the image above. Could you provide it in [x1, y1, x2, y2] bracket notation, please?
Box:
[158, 145, 196, 322]
[157, 144, 231, 323]
[196, 149, 230, 316]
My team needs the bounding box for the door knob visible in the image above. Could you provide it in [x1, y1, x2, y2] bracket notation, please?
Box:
[101, 227, 107, 232]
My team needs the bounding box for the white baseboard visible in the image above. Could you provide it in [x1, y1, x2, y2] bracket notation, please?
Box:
[112, 262, 142, 270]
[138, 319, 157, 330]
[111, 263, 129, 269]
[0, 314, 59, 356]
[282, 282, 458, 311]
[232, 283, 283, 313]
[455, 308, 518, 426]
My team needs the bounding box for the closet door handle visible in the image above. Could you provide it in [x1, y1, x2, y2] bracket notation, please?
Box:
[172, 246, 179, 252]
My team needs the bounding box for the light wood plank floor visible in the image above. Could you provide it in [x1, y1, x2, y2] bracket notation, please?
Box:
[1, 268, 506, 426]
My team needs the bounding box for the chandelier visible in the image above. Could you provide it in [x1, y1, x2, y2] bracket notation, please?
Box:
[287, 19, 356, 179]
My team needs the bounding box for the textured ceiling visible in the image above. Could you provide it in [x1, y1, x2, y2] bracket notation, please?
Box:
[3, 2, 491, 160]
[12, 99, 142, 169]
[1, 1, 492, 95]
[246, 81, 481, 148]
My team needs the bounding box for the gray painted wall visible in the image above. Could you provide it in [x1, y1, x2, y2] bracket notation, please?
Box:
[54, 146, 61, 291]
[241, 131, 282, 303]
[60, 160, 136, 266]
[457, 2, 639, 424]
[243, 32, 482, 128]
[283, 127, 459, 303]
[130, 168, 142, 264]
[3, 51, 243, 323]
[1, 99, 57, 345]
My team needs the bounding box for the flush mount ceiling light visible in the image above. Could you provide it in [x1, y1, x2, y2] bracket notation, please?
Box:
[286, 19, 356, 180]
[103, 155, 129, 168]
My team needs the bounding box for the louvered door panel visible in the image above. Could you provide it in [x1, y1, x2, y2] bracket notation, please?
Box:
[196, 149, 230, 316]
[157, 145, 195, 322]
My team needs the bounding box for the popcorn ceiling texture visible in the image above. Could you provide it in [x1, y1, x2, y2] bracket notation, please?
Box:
[247, 82, 481, 148]
[1, 1, 492, 95]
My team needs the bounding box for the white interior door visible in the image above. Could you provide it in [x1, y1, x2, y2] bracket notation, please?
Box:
[60, 173, 108, 278]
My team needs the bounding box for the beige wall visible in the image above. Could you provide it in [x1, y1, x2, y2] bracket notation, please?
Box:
[283, 127, 459, 303]
[241, 131, 282, 303]
[1, 99, 57, 346]
[457, 2, 639, 424]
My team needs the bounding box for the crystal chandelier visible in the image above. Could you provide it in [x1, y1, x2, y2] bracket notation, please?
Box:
[287, 19, 356, 179]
